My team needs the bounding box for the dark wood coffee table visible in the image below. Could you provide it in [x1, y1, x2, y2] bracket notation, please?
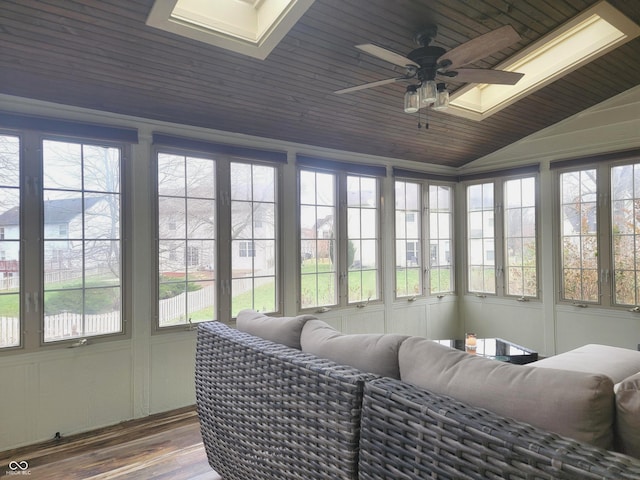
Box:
[435, 338, 538, 364]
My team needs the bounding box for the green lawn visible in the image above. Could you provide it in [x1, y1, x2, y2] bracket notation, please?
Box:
[0, 291, 19, 317]
[0, 274, 122, 317]
[0, 262, 455, 320]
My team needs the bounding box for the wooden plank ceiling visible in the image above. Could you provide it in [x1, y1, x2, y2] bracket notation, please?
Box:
[0, 0, 638, 167]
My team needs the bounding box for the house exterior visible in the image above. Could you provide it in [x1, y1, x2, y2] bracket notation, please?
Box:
[0, 196, 114, 288]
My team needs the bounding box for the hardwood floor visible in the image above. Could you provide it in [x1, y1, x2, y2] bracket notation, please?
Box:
[0, 406, 221, 480]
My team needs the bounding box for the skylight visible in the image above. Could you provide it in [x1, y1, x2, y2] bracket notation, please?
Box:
[447, 1, 640, 121]
[146, 0, 315, 60]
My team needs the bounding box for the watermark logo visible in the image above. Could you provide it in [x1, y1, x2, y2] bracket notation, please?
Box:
[6, 460, 31, 476]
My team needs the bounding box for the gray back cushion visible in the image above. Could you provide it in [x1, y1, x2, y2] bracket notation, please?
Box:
[236, 309, 316, 349]
[399, 336, 615, 450]
[300, 319, 408, 379]
[616, 371, 640, 458]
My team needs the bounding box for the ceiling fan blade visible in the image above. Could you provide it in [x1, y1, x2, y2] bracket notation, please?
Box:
[335, 77, 409, 94]
[441, 68, 524, 85]
[356, 44, 419, 69]
[438, 25, 521, 70]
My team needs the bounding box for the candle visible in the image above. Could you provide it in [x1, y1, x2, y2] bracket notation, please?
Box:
[465, 333, 477, 349]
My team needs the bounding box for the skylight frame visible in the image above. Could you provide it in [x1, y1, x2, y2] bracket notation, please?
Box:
[146, 0, 315, 60]
[447, 1, 640, 121]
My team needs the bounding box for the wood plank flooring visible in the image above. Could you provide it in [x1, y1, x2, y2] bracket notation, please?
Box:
[0, 406, 221, 480]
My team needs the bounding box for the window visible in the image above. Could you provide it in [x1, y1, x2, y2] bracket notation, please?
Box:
[157, 152, 216, 327]
[347, 175, 379, 303]
[299, 170, 336, 309]
[186, 245, 200, 266]
[156, 141, 282, 327]
[230, 162, 277, 316]
[238, 241, 256, 258]
[0, 123, 131, 352]
[504, 177, 537, 297]
[559, 169, 598, 302]
[611, 163, 640, 306]
[558, 159, 640, 307]
[394, 179, 454, 298]
[299, 165, 381, 310]
[467, 182, 496, 294]
[466, 174, 538, 298]
[428, 185, 453, 294]
[42, 140, 124, 342]
[0, 134, 20, 349]
[395, 180, 421, 297]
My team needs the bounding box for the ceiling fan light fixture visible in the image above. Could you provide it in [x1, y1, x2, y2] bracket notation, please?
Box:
[404, 85, 420, 113]
[419, 80, 437, 104]
[432, 83, 449, 111]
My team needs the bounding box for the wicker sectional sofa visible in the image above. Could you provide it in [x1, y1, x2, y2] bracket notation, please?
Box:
[195, 313, 640, 479]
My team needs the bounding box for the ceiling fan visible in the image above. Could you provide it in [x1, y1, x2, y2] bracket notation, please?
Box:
[335, 24, 525, 113]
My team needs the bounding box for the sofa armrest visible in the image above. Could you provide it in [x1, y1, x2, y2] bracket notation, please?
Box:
[196, 321, 377, 480]
[359, 377, 640, 480]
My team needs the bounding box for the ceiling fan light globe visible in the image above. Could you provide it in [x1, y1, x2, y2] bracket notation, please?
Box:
[419, 80, 437, 104]
[432, 87, 449, 111]
[404, 87, 420, 113]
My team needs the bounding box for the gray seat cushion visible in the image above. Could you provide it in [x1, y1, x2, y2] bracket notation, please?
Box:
[398, 336, 615, 450]
[300, 319, 408, 379]
[529, 344, 640, 384]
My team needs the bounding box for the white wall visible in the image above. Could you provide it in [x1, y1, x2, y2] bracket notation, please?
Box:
[1, 84, 639, 452]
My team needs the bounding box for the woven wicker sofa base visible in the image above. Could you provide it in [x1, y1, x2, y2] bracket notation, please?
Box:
[196, 321, 376, 480]
[196, 322, 640, 479]
[359, 378, 640, 480]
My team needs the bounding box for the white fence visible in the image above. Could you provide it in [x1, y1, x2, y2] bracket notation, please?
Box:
[159, 285, 215, 325]
[44, 311, 121, 341]
[0, 267, 117, 291]
[0, 311, 121, 347]
[0, 285, 217, 347]
[0, 316, 20, 348]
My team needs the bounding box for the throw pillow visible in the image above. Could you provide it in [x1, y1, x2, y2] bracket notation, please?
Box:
[398, 337, 615, 450]
[300, 319, 408, 379]
[236, 309, 316, 349]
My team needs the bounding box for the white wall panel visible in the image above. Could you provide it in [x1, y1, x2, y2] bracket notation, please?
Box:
[342, 308, 386, 334]
[149, 335, 198, 414]
[554, 307, 640, 353]
[427, 298, 460, 339]
[0, 364, 30, 450]
[461, 298, 545, 354]
[387, 303, 428, 336]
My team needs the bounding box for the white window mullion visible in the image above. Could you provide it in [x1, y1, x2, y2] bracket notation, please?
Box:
[216, 159, 231, 322]
[337, 174, 348, 306]
[599, 166, 613, 306]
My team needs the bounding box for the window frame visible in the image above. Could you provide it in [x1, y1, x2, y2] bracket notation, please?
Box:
[393, 178, 456, 299]
[554, 156, 640, 309]
[0, 128, 133, 355]
[463, 173, 540, 300]
[153, 145, 283, 331]
[297, 165, 383, 312]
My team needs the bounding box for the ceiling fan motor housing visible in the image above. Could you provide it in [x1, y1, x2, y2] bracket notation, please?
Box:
[407, 46, 446, 81]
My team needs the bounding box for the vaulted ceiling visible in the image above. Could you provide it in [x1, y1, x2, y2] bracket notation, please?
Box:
[0, 0, 639, 167]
